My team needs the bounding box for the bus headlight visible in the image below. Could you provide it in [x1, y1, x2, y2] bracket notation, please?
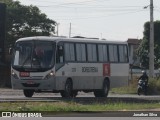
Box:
[44, 71, 55, 80]
[11, 70, 19, 79]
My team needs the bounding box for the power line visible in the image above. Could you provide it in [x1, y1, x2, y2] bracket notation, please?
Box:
[38, 4, 143, 8]
[22, 0, 106, 7]
[37, 4, 143, 8]
[18, 0, 146, 16]
[42, 8, 144, 13]
[19, 0, 143, 9]
[53, 10, 146, 21]
[37, 4, 144, 13]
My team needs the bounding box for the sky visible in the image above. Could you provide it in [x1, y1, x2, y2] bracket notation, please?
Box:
[15, 0, 160, 41]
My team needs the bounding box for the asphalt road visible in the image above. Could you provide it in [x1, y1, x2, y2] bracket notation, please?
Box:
[0, 89, 160, 119]
[0, 88, 160, 102]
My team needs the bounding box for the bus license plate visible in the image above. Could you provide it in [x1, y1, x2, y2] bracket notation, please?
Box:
[26, 81, 34, 84]
[20, 72, 30, 77]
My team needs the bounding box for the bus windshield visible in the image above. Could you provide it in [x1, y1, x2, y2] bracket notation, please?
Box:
[12, 40, 55, 71]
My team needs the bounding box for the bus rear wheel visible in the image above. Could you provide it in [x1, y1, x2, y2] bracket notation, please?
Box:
[71, 91, 78, 98]
[60, 79, 73, 98]
[23, 89, 34, 97]
[94, 79, 110, 97]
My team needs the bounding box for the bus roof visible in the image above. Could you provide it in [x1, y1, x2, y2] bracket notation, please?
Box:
[16, 36, 128, 44]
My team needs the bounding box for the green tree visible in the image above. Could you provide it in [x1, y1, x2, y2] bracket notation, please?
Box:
[137, 20, 160, 69]
[0, 0, 56, 45]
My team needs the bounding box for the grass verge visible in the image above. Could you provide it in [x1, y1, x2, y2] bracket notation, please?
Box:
[0, 101, 160, 111]
[110, 78, 137, 94]
[147, 78, 160, 95]
[110, 77, 160, 95]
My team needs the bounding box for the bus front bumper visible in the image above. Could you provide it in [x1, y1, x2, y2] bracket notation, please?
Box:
[11, 76, 56, 90]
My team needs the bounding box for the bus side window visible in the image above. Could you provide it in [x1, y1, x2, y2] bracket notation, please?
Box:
[56, 45, 64, 63]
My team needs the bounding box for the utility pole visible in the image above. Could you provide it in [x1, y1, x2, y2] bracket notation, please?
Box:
[69, 23, 71, 38]
[0, 3, 6, 63]
[54, 22, 59, 36]
[149, 0, 154, 77]
[56, 23, 59, 36]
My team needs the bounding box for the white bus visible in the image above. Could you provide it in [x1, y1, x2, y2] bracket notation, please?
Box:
[11, 36, 129, 97]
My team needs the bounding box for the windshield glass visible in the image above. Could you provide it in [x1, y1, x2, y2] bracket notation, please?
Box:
[12, 40, 55, 71]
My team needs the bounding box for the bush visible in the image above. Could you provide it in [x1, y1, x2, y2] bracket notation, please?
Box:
[110, 77, 137, 94]
[148, 78, 160, 95]
[110, 77, 160, 95]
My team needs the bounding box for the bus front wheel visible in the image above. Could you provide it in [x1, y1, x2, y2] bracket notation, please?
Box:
[60, 79, 73, 98]
[94, 79, 110, 97]
[23, 89, 34, 97]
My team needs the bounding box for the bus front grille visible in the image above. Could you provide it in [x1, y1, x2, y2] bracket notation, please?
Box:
[22, 83, 40, 87]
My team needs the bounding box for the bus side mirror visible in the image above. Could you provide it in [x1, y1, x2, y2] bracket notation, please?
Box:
[58, 46, 63, 56]
[56, 45, 64, 63]
[9, 47, 13, 55]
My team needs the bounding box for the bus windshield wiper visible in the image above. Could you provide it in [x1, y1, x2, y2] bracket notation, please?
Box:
[21, 53, 31, 68]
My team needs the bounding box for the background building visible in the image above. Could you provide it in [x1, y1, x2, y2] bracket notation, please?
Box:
[127, 38, 141, 67]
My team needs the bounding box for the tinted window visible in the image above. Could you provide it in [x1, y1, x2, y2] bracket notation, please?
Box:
[119, 45, 128, 62]
[87, 44, 97, 62]
[98, 44, 108, 62]
[109, 45, 118, 62]
[64, 43, 75, 61]
[76, 43, 86, 62]
[13, 41, 55, 69]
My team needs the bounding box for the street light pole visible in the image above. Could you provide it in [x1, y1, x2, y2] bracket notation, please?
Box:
[56, 23, 59, 36]
[69, 23, 71, 38]
[149, 0, 154, 77]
